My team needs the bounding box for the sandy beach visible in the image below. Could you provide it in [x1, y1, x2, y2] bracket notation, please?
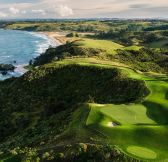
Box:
[38, 32, 68, 46]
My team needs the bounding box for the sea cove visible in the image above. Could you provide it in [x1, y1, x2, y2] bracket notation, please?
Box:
[0, 29, 57, 80]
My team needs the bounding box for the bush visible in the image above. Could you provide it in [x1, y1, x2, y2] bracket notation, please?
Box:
[66, 32, 79, 37]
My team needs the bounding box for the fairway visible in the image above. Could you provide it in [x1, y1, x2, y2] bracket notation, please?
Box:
[74, 38, 124, 54]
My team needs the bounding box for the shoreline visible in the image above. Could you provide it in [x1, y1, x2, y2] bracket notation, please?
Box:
[14, 32, 65, 75]
[17, 32, 63, 76]
[18, 32, 64, 74]
[0, 31, 64, 80]
[18, 32, 64, 75]
[37, 31, 68, 46]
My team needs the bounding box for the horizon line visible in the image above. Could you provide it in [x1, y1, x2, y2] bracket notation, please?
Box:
[0, 17, 168, 21]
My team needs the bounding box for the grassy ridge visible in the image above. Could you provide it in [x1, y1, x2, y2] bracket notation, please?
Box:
[0, 63, 148, 149]
[33, 40, 168, 74]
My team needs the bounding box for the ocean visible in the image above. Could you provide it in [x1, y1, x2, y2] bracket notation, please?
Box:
[0, 29, 57, 80]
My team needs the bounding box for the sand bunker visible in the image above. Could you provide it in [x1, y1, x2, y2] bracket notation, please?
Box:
[107, 122, 118, 127]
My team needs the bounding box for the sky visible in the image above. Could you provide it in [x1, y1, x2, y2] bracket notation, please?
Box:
[0, 0, 168, 19]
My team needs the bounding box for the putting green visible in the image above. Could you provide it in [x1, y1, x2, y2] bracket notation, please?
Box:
[127, 146, 157, 159]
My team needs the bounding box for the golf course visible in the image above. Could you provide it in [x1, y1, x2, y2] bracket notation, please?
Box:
[0, 19, 168, 162]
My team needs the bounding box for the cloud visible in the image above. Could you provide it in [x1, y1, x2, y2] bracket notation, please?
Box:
[32, 9, 46, 15]
[57, 5, 74, 17]
[21, 10, 27, 14]
[0, 0, 40, 3]
[129, 4, 148, 9]
[0, 11, 8, 18]
[0, 0, 168, 18]
[9, 7, 20, 14]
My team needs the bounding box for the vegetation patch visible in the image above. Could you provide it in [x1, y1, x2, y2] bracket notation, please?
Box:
[149, 40, 168, 49]
[111, 48, 168, 73]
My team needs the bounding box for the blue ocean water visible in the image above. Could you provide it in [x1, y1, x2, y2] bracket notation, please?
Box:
[0, 29, 57, 80]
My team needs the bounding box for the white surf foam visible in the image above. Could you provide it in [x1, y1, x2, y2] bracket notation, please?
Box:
[31, 32, 58, 56]
[0, 31, 59, 80]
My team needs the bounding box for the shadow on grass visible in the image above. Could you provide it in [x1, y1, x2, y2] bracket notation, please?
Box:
[143, 101, 168, 125]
